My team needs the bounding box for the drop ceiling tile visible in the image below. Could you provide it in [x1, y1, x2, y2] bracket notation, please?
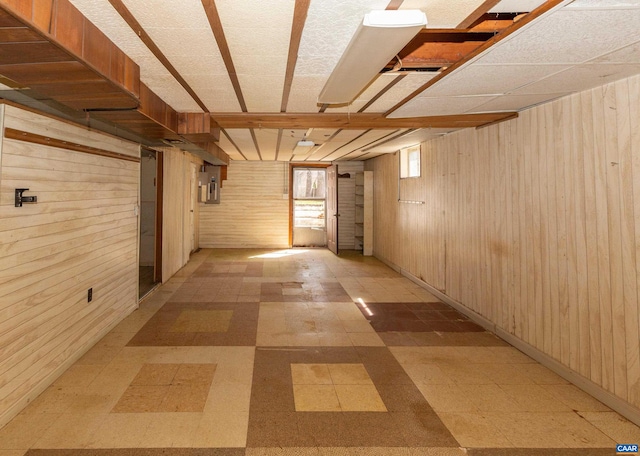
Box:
[363, 128, 453, 153]
[422, 64, 569, 97]
[224, 129, 261, 161]
[591, 41, 640, 64]
[388, 96, 495, 118]
[401, 0, 487, 28]
[294, 0, 388, 82]
[365, 72, 438, 112]
[480, 8, 640, 65]
[287, 76, 327, 112]
[470, 93, 567, 113]
[490, 0, 547, 13]
[253, 129, 280, 161]
[565, 0, 640, 8]
[510, 63, 640, 95]
[240, 76, 286, 112]
[320, 130, 398, 161]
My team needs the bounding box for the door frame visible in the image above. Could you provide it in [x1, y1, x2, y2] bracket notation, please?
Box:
[288, 163, 330, 247]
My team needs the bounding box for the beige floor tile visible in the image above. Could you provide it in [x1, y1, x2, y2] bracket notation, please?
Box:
[390, 347, 468, 365]
[85, 413, 151, 448]
[0, 451, 26, 456]
[545, 384, 611, 412]
[341, 320, 375, 333]
[551, 412, 616, 447]
[138, 412, 201, 447]
[474, 363, 536, 385]
[578, 411, 640, 442]
[20, 386, 79, 415]
[401, 363, 455, 385]
[210, 360, 254, 385]
[328, 363, 373, 385]
[416, 384, 480, 413]
[32, 413, 105, 449]
[53, 364, 106, 388]
[290, 333, 321, 346]
[500, 384, 573, 412]
[65, 392, 119, 415]
[459, 384, 527, 412]
[438, 362, 494, 385]
[293, 385, 341, 412]
[174, 363, 217, 385]
[193, 411, 249, 447]
[318, 333, 353, 346]
[205, 382, 252, 412]
[0, 411, 62, 450]
[256, 332, 292, 346]
[257, 318, 287, 333]
[112, 385, 169, 413]
[291, 364, 333, 385]
[334, 384, 387, 412]
[347, 332, 385, 346]
[437, 412, 513, 447]
[518, 363, 570, 384]
[482, 412, 567, 447]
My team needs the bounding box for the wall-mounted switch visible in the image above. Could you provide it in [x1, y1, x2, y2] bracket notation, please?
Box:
[88, 288, 93, 302]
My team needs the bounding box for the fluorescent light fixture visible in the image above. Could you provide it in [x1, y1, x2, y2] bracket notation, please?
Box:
[293, 139, 316, 155]
[318, 10, 427, 105]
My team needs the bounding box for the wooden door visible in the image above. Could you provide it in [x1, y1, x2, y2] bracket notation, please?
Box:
[327, 165, 339, 255]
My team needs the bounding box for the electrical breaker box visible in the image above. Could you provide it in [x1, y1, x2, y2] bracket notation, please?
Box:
[198, 165, 221, 204]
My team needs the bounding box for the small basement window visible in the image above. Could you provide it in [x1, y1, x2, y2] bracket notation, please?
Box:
[400, 145, 421, 178]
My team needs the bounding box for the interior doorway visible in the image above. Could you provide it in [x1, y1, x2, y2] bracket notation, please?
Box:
[291, 166, 328, 247]
[139, 148, 162, 298]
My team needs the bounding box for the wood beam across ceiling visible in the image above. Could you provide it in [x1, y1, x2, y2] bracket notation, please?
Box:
[210, 112, 518, 130]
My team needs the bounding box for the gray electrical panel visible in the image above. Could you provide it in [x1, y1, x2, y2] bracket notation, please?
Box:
[198, 165, 221, 204]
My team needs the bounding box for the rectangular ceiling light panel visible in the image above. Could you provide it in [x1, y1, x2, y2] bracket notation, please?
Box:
[318, 10, 427, 104]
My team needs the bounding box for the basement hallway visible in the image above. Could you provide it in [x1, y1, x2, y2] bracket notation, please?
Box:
[1, 249, 638, 455]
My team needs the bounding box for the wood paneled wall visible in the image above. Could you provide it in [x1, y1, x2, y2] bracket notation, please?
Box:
[161, 148, 202, 282]
[0, 104, 140, 427]
[367, 73, 640, 411]
[199, 161, 289, 249]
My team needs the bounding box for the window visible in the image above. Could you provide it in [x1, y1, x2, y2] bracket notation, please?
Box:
[399, 145, 421, 178]
[292, 168, 326, 229]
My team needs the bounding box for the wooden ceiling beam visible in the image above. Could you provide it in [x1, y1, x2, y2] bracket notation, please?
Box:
[281, 0, 310, 112]
[210, 112, 518, 130]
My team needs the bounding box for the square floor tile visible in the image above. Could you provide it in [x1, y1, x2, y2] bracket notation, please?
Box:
[293, 385, 342, 412]
[291, 364, 332, 385]
[247, 346, 458, 447]
[170, 310, 233, 333]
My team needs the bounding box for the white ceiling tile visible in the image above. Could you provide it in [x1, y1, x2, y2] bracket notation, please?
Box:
[490, 0, 547, 13]
[365, 72, 438, 112]
[591, 41, 640, 64]
[566, 0, 640, 8]
[365, 128, 455, 153]
[470, 93, 567, 112]
[401, 0, 487, 28]
[253, 129, 281, 161]
[239, 76, 285, 112]
[294, 0, 388, 83]
[286, 76, 327, 112]
[224, 129, 261, 160]
[320, 130, 398, 161]
[510, 63, 640, 95]
[388, 95, 495, 118]
[480, 8, 640, 65]
[422, 64, 569, 97]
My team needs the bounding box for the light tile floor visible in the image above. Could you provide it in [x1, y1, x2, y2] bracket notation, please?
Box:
[1, 248, 639, 456]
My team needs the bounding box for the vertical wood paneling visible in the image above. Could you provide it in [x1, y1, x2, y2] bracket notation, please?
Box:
[0, 105, 139, 427]
[368, 73, 640, 411]
[160, 149, 202, 282]
[199, 161, 289, 248]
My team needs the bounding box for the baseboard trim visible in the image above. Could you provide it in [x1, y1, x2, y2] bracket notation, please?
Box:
[375, 252, 640, 427]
